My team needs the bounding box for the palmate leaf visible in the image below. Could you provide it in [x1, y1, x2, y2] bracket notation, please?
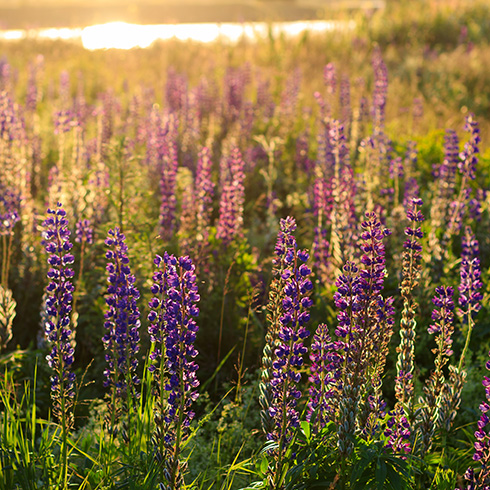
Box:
[350, 440, 413, 490]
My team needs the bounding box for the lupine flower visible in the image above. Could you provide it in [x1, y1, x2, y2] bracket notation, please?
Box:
[395, 198, 424, 414]
[440, 129, 460, 197]
[103, 228, 140, 432]
[307, 323, 342, 432]
[159, 115, 179, 241]
[261, 217, 312, 488]
[260, 216, 297, 437]
[324, 62, 337, 95]
[261, 217, 313, 453]
[151, 254, 200, 490]
[384, 406, 411, 455]
[75, 219, 93, 245]
[329, 121, 357, 270]
[0, 186, 20, 237]
[195, 147, 214, 241]
[162, 255, 200, 435]
[267, 218, 312, 445]
[457, 349, 490, 490]
[216, 147, 245, 248]
[459, 114, 480, 182]
[279, 67, 301, 121]
[438, 231, 480, 434]
[54, 109, 77, 135]
[458, 226, 483, 323]
[418, 286, 455, 456]
[372, 47, 388, 134]
[443, 116, 480, 247]
[334, 213, 393, 455]
[165, 67, 187, 113]
[339, 75, 351, 135]
[42, 203, 76, 427]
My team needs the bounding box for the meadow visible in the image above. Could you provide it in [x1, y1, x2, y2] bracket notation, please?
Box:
[1, 0, 490, 488]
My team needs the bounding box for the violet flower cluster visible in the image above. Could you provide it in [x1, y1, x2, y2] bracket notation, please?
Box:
[428, 286, 455, 356]
[267, 217, 313, 444]
[159, 115, 179, 241]
[216, 147, 245, 248]
[459, 113, 480, 182]
[102, 228, 141, 405]
[307, 322, 342, 432]
[333, 213, 393, 455]
[147, 253, 200, 490]
[0, 185, 20, 237]
[42, 203, 76, 425]
[160, 254, 200, 439]
[75, 219, 93, 245]
[395, 198, 424, 412]
[384, 406, 411, 455]
[459, 226, 483, 322]
[195, 146, 215, 241]
[418, 286, 455, 455]
[458, 350, 490, 490]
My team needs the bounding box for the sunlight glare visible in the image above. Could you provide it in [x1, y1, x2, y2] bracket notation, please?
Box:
[0, 20, 355, 50]
[0, 30, 25, 41]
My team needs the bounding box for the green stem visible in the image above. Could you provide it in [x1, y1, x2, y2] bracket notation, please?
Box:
[458, 307, 474, 372]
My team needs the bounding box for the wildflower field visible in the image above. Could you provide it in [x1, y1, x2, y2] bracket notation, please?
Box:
[2, 1, 490, 488]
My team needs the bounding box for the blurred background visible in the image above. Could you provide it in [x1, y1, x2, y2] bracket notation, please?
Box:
[0, 0, 384, 28]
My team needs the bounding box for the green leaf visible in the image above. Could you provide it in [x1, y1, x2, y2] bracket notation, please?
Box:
[300, 421, 311, 439]
[376, 459, 388, 490]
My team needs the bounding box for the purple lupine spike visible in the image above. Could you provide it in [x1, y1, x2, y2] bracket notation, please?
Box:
[42, 202, 76, 426]
[279, 67, 301, 120]
[153, 253, 200, 489]
[403, 177, 420, 211]
[459, 113, 480, 181]
[339, 75, 351, 135]
[102, 228, 140, 408]
[428, 286, 455, 352]
[53, 109, 76, 135]
[163, 255, 200, 434]
[223, 66, 246, 121]
[372, 47, 388, 134]
[26, 56, 43, 113]
[59, 70, 70, 105]
[438, 129, 460, 198]
[148, 253, 171, 371]
[324, 62, 337, 95]
[334, 260, 361, 340]
[395, 198, 424, 412]
[459, 226, 482, 316]
[159, 114, 179, 241]
[216, 147, 245, 248]
[195, 147, 214, 241]
[469, 190, 485, 222]
[458, 226, 483, 373]
[268, 217, 312, 445]
[75, 219, 93, 245]
[389, 156, 404, 180]
[457, 349, 490, 489]
[384, 406, 411, 455]
[295, 132, 314, 176]
[412, 97, 423, 131]
[165, 67, 187, 113]
[419, 285, 455, 456]
[307, 323, 342, 432]
[358, 212, 391, 301]
[316, 121, 335, 180]
[0, 186, 20, 237]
